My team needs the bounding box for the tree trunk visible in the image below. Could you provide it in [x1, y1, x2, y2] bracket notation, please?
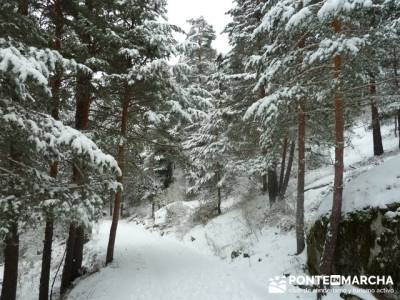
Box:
[216, 170, 222, 215]
[1, 4, 29, 299]
[369, 75, 384, 156]
[398, 110, 400, 149]
[296, 103, 306, 254]
[267, 168, 278, 206]
[279, 140, 295, 200]
[0, 222, 19, 300]
[106, 87, 130, 265]
[39, 219, 54, 300]
[278, 135, 288, 193]
[71, 226, 84, 280]
[163, 161, 174, 189]
[60, 224, 76, 295]
[393, 49, 400, 148]
[39, 1, 63, 298]
[60, 70, 91, 295]
[320, 19, 345, 276]
[262, 174, 267, 194]
[17, 0, 28, 15]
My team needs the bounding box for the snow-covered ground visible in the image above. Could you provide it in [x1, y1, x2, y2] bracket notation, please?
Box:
[65, 220, 331, 300]
[3, 120, 399, 300]
[67, 220, 270, 300]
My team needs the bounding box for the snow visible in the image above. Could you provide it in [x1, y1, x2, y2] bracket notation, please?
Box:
[65, 213, 378, 299]
[7, 117, 395, 300]
[286, 7, 312, 30]
[0, 46, 49, 87]
[318, 0, 373, 19]
[303, 121, 400, 219]
[318, 154, 400, 216]
[0, 222, 106, 300]
[67, 220, 268, 300]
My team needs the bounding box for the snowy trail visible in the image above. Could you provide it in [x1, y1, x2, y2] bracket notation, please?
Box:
[67, 221, 268, 300]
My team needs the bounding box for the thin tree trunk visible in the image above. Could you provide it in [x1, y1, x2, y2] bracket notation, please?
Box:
[71, 226, 84, 280]
[296, 103, 306, 254]
[216, 170, 222, 215]
[393, 48, 400, 148]
[278, 134, 288, 193]
[398, 110, 400, 149]
[1, 4, 27, 299]
[0, 222, 19, 300]
[17, 0, 28, 15]
[106, 87, 130, 265]
[320, 19, 345, 277]
[39, 219, 54, 300]
[268, 168, 278, 206]
[60, 224, 76, 295]
[39, 1, 63, 298]
[279, 140, 295, 200]
[60, 70, 91, 295]
[369, 75, 384, 156]
[164, 161, 174, 188]
[262, 173, 267, 194]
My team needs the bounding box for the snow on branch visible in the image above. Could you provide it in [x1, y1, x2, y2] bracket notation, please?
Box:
[318, 0, 373, 19]
[2, 107, 121, 176]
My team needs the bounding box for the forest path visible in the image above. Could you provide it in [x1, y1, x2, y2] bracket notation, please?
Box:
[66, 220, 268, 300]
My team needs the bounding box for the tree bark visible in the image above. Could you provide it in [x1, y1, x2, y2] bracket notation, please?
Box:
[1, 4, 29, 299]
[398, 110, 400, 149]
[39, 219, 54, 300]
[393, 49, 400, 148]
[262, 173, 267, 194]
[60, 224, 76, 295]
[0, 222, 19, 300]
[17, 0, 28, 15]
[216, 170, 222, 215]
[106, 86, 130, 265]
[369, 75, 384, 156]
[267, 168, 278, 206]
[60, 70, 91, 295]
[296, 103, 306, 254]
[279, 140, 295, 200]
[71, 226, 84, 280]
[278, 134, 288, 193]
[163, 161, 174, 189]
[320, 19, 345, 276]
[39, 1, 63, 298]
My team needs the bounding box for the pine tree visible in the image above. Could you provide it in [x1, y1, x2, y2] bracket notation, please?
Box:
[180, 18, 234, 214]
[39, 0, 64, 298]
[1, 1, 120, 298]
[104, 0, 181, 264]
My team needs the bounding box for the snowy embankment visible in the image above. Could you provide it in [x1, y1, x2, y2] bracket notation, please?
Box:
[305, 121, 400, 224]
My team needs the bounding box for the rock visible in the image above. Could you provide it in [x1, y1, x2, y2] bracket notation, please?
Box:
[231, 250, 241, 259]
[307, 203, 400, 300]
